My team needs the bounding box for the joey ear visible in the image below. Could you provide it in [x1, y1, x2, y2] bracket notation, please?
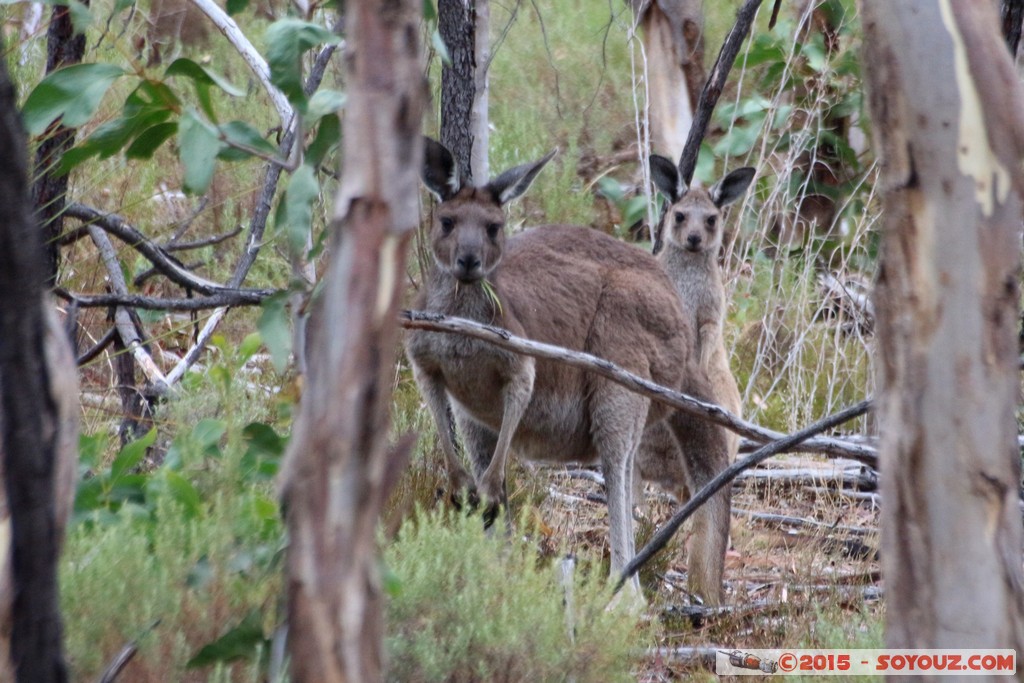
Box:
[422, 137, 461, 201]
[486, 148, 557, 205]
[709, 166, 755, 208]
[649, 154, 682, 201]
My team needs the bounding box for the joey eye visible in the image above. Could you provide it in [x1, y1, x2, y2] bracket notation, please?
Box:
[440, 216, 455, 235]
[674, 211, 685, 224]
[486, 222, 502, 239]
[705, 215, 717, 230]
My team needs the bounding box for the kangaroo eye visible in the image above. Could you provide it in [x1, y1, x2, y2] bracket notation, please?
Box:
[674, 211, 685, 224]
[705, 215, 717, 230]
[440, 216, 455, 235]
[486, 222, 502, 239]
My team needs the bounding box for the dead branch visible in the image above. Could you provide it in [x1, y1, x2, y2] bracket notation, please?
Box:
[164, 225, 243, 252]
[676, 0, 765, 186]
[87, 226, 169, 393]
[400, 311, 876, 465]
[617, 399, 871, 592]
[733, 507, 875, 537]
[58, 289, 274, 310]
[67, 202, 241, 295]
[76, 326, 116, 365]
[646, 647, 719, 670]
[738, 465, 877, 490]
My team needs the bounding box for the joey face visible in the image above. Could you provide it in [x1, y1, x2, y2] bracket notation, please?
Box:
[664, 193, 723, 255]
[648, 156, 756, 257]
[431, 190, 507, 283]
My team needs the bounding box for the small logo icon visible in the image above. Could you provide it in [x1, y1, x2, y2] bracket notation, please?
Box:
[722, 650, 779, 674]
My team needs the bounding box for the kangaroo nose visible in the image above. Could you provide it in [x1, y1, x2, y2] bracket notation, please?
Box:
[457, 254, 481, 272]
[686, 233, 702, 248]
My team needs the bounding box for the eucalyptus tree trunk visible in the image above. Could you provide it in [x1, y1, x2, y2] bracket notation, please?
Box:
[629, 0, 705, 160]
[278, 1, 423, 681]
[861, 0, 1024, 662]
[0, 50, 79, 683]
[439, 0, 489, 184]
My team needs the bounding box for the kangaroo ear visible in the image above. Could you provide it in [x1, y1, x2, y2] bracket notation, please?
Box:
[422, 137, 461, 201]
[486, 149, 557, 205]
[709, 166, 755, 208]
[649, 154, 682, 202]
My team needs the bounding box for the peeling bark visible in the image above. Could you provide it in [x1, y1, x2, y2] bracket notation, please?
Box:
[630, 0, 705, 160]
[861, 0, 1024, 661]
[278, 1, 424, 680]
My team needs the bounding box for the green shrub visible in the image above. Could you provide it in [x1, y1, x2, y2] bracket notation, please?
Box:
[384, 509, 643, 682]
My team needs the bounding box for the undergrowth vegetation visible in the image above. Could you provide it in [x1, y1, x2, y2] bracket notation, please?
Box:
[3, 0, 884, 678]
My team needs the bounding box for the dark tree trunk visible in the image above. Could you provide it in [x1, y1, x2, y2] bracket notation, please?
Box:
[279, 0, 424, 680]
[1001, 0, 1024, 57]
[861, 0, 1024, 665]
[0, 47, 79, 683]
[31, 4, 88, 287]
[439, 0, 488, 184]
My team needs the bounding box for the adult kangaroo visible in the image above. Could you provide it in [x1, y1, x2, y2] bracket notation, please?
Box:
[404, 138, 731, 602]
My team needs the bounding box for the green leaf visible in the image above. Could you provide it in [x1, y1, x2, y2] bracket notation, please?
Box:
[257, 293, 292, 373]
[178, 109, 221, 194]
[281, 164, 319, 255]
[193, 418, 226, 452]
[187, 611, 267, 669]
[166, 57, 244, 121]
[422, 0, 436, 21]
[218, 120, 278, 158]
[238, 332, 262, 364]
[164, 470, 202, 518]
[125, 121, 178, 159]
[111, 428, 157, 479]
[22, 63, 127, 135]
[226, 0, 247, 13]
[305, 113, 339, 168]
[241, 422, 286, 478]
[68, 0, 93, 35]
[265, 19, 341, 112]
[306, 88, 345, 122]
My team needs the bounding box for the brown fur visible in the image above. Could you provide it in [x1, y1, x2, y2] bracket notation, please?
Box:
[405, 140, 731, 602]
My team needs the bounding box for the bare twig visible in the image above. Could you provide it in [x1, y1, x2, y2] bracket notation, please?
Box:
[677, 0, 765, 186]
[399, 311, 876, 465]
[56, 289, 274, 311]
[76, 326, 117, 365]
[616, 399, 871, 591]
[67, 203, 239, 295]
[164, 225, 243, 252]
[96, 619, 161, 683]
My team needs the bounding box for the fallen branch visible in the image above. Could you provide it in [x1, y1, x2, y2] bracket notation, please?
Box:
[733, 507, 875, 537]
[400, 311, 876, 465]
[617, 399, 871, 592]
[737, 465, 877, 490]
